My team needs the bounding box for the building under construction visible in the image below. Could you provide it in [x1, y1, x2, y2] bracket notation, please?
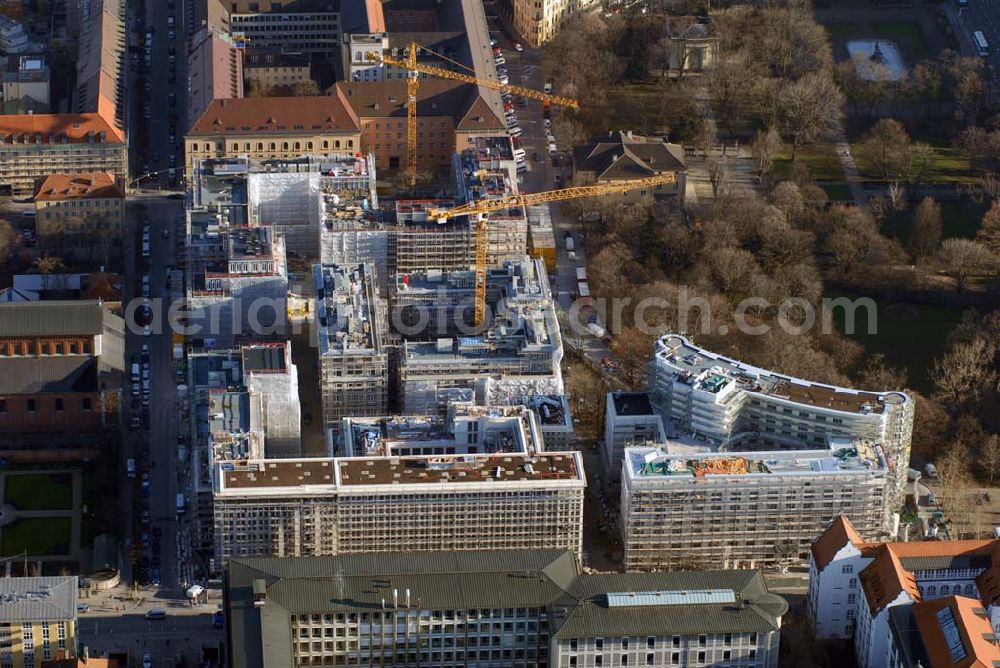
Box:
[314, 263, 389, 437]
[620, 439, 890, 571]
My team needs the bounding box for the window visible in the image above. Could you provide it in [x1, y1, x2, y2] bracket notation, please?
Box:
[257, 143, 264, 151]
[941, 585, 950, 595]
[622, 638, 629, 649]
[647, 638, 656, 649]
[849, 578, 857, 589]
[698, 635, 706, 647]
[595, 639, 603, 650]
[671, 653, 679, 665]
[621, 656, 628, 666]
[928, 586, 937, 596]
[842, 565, 854, 574]
[55, 398, 64, 411]
[27, 399, 36, 412]
[847, 593, 856, 604]
[595, 657, 602, 667]
[0, 399, 5, 414]
[846, 609, 855, 620]
[192, 143, 199, 151]
[723, 650, 731, 661]
[647, 654, 655, 666]
[697, 651, 706, 664]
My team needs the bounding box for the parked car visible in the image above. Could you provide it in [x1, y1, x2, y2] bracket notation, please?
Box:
[514, 42, 523, 51]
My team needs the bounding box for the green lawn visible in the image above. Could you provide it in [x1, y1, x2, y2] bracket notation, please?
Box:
[1, 517, 72, 557]
[824, 23, 860, 38]
[848, 143, 976, 186]
[871, 21, 929, 60]
[773, 143, 846, 182]
[825, 289, 962, 392]
[3, 473, 73, 512]
[604, 84, 665, 136]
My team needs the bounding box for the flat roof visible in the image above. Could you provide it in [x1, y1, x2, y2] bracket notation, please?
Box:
[338, 452, 581, 486]
[612, 392, 655, 416]
[220, 458, 336, 490]
[655, 334, 909, 414]
[314, 263, 383, 356]
[0, 576, 77, 623]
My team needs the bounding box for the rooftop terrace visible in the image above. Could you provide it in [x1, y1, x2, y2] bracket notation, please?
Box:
[314, 263, 383, 356]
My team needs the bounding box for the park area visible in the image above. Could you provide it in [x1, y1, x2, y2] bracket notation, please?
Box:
[0, 471, 80, 561]
[4, 472, 74, 511]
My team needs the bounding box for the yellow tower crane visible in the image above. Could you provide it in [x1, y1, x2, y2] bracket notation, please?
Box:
[429, 173, 679, 326]
[366, 43, 579, 174]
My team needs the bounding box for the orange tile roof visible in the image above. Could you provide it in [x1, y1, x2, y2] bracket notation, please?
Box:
[975, 543, 1000, 606]
[35, 172, 124, 201]
[187, 92, 359, 137]
[365, 0, 386, 32]
[860, 545, 920, 613]
[861, 540, 995, 560]
[0, 111, 124, 143]
[811, 515, 865, 573]
[913, 596, 1000, 668]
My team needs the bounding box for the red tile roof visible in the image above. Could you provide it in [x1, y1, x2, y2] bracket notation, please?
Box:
[35, 172, 124, 201]
[187, 92, 359, 137]
[811, 515, 865, 573]
[0, 111, 124, 143]
[913, 596, 1000, 668]
[860, 545, 920, 613]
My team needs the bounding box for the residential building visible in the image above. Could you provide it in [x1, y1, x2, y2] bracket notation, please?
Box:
[808, 516, 1000, 667]
[314, 263, 388, 433]
[0, 576, 78, 667]
[184, 94, 361, 178]
[73, 0, 125, 129]
[186, 28, 243, 132]
[243, 48, 310, 90]
[651, 333, 915, 521]
[193, 0, 230, 35]
[657, 17, 720, 78]
[572, 131, 686, 203]
[344, 32, 388, 82]
[2, 53, 50, 114]
[229, 0, 340, 57]
[603, 391, 666, 485]
[33, 172, 125, 246]
[399, 257, 563, 415]
[0, 112, 126, 196]
[225, 550, 786, 668]
[7, 273, 123, 303]
[505, 0, 600, 46]
[0, 301, 124, 438]
[620, 441, 890, 571]
[211, 450, 585, 566]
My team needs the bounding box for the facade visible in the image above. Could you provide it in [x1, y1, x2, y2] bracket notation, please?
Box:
[808, 516, 1000, 667]
[0, 113, 126, 196]
[229, 1, 340, 56]
[344, 32, 387, 82]
[33, 173, 125, 244]
[184, 94, 361, 178]
[620, 442, 890, 571]
[0, 576, 78, 667]
[0, 301, 124, 437]
[186, 28, 243, 132]
[243, 48, 311, 90]
[651, 333, 915, 522]
[314, 263, 389, 433]
[211, 450, 585, 566]
[73, 0, 125, 129]
[572, 131, 686, 203]
[2, 54, 50, 114]
[603, 392, 666, 485]
[506, 0, 599, 46]
[0, 15, 31, 54]
[225, 550, 786, 668]
[658, 17, 720, 78]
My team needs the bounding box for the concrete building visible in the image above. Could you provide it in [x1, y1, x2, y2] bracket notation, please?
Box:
[211, 450, 585, 566]
[572, 131, 686, 203]
[0, 576, 78, 667]
[399, 257, 563, 415]
[184, 217, 288, 347]
[808, 516, 1000, 667]
[243, 48, 311, 90]
[229, 0, 340, 57]
[225, 550, 786, 668]
[186, 28, 243, 132]
[344, 32, 387, 82]
[33, 172, 125, 246]
[603, 392, 666, 485]
[650, 333, 915, 522]
[0, 301, 124, 440]
[0, 112, 126, 196]
[0, 15, 31, 54]
[2, 53, 50, 114]
[481, 380, 575, 450]
[184, 94, 361, 178]
[620, 441, 890, 571]
[315, 263, 388, 434]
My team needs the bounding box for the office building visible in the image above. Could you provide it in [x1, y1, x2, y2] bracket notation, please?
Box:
[243, 48, 311, 90]
[2, 53, 50, 114]
[225, 550, 786, 668]
[33, 172, 125, 246]
[808, 516, 1000, 667]
[399, 257, 563, 415]
[620, 441, 890, 571]
[651, 333, 914, 520]
[186, 28, 243, 131]
[211, 450, 585, 566]
[603, 392, 666, 484]
[482, 381, 575, 450]
[184, 94, 361, 177]
[314, 263, 388, 433]
[229, 0, 340, 57]
[0, 576, 78, 667]
[0, 112, 126, 196]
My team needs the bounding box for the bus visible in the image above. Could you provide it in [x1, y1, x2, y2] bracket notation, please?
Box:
[974, 31, 989, 57]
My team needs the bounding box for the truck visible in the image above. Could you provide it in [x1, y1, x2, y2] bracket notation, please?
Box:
[176, 493, 185, 515]
[575, 267, 587, 282]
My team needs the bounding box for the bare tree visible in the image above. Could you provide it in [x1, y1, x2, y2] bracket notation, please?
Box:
[911, 197, 942, 260]
[0, 220, 16, 261]
[857, 353, 908, 391]
[708, 247, 759, 292]
[751, 127, 783, 178]
[856, 119, 933, 204]
[779, 72, 844, 160]
[982, 434, 1000, 485]
[291, 80, 320, 96]
[939, 238, 998, 293]
[936, 440, 973, 518]
[708, 158, 731, 200]
[977, 200, 1000, 254]
[932, 336, 998, 406]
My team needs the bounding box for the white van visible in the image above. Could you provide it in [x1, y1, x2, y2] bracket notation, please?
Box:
[548, 143, 557, 157]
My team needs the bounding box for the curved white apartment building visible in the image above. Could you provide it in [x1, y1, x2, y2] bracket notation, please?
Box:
[650, 334, 914, 517]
